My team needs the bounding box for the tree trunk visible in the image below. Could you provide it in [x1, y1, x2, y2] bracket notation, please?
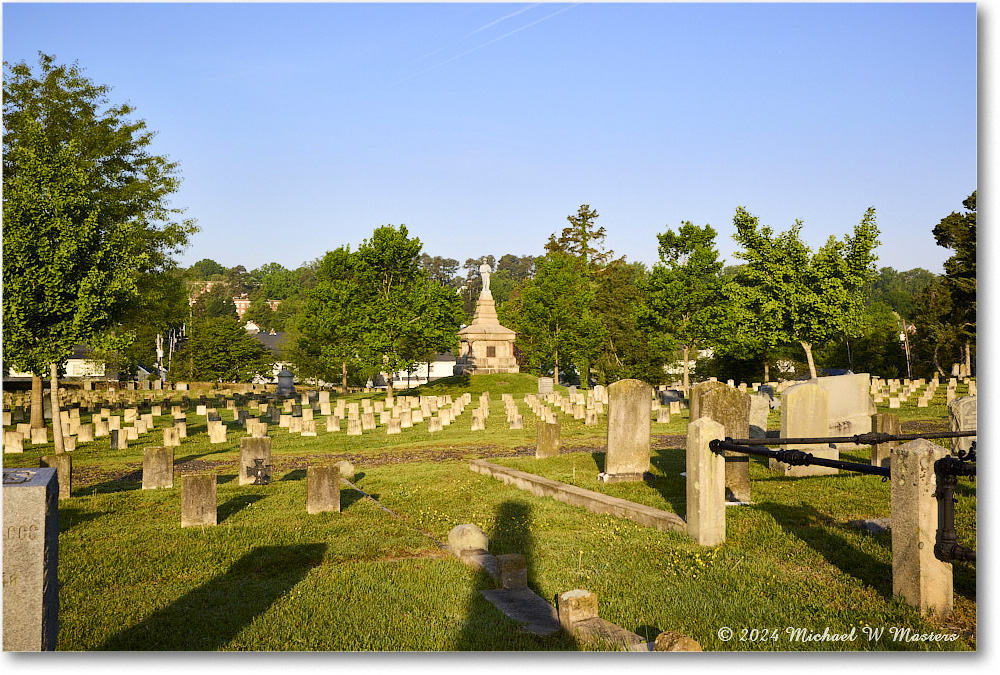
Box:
[341, 361, 348, 391]
[386, 373, 394, 400]
[682, 345, 690, 391]
[800, 341, 817, 379]
[933, 344, 944, 378]
[554, 349, 560, 387]
[763, 359, 770, 383]
[965, 339, 972, 377]
[30, 374, 45, 429]
[50, 363, 65, 454]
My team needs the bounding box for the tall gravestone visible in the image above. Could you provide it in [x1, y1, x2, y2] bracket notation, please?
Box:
[239, 436, 272, 486]
[696, 387, 751, 502]
[599, 379, 651, 483]
[773, 383, 835, 476]
[142, 446, 174, 490]
[688, 381, 726, 421]
[3, 467, 59, 651]
[536, 419, 561, 459]
[948, 396, 976, 455]
[306, 464, 340, 514]
[809, 373, 874, 447]
[181, 473, 216, 527]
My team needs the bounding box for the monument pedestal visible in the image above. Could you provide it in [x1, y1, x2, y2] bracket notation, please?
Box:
[454, 289, 519, 376]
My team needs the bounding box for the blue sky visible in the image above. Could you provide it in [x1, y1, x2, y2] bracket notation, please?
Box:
[3, 2, 979, 275]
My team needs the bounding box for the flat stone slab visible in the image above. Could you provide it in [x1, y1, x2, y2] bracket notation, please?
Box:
[480, 587, 562, 637]
[573, 617, 648, 651]
[459, 548, 499, 581]
[469, 460, 686, 533]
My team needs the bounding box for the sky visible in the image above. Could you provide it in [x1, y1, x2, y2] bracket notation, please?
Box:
[2, 1, 980, 276]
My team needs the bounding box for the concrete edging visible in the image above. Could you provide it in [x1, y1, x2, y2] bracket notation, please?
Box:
[469, 460, 686, 533]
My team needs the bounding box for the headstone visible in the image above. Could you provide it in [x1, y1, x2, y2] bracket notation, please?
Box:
[110, 429, 127, 450]
[209, 422, 227, 444]
[31, 427, 49, 445]
[448, 523, 489, 556]
[4, 430, 24, 453]
[39, 455, 71, 500]
[748, 394, 769, 439]
[686, 417, 726, 546]
[306, 464, 341, 514]
[600, 379, 652, 483]
[76, 423, 94, 444]
[142, 446, 174, 489]
[536, 420, 561, 459]
[326, 416, 341, 433]
[773, 383, 836, 477]
[538, 377, 554, 395]
[181, 473, 216, 527]
[697, 386, 751, 502]
[891, 439, 952, 617]
[810, 374, 874, 445]
[687, 381, 726, 421]
[2, 467, 59, 651]
[428, 417, 443, 433]
[948, 396, 976, 455]
[239, 437, 272, 486]
[347, 418, 363, 436]
[870, 413, 901, 469]
[301, 419, 317, 437]
[496, 553, 527, 589]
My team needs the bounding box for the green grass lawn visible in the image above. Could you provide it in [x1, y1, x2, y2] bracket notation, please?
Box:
[2, 374, 976, 651]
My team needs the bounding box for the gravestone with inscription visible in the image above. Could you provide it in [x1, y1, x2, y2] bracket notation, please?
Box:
[600, 379, 652, 483]
[3, 467, 60, 651]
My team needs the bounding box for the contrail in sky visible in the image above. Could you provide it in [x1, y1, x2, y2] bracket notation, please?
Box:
[412, 4, 541, 64]
[393, 4, 578, 86]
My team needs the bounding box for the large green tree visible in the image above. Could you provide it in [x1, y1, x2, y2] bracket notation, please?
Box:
[171, 316, 273, 382]
[637, 222, 725, 389]
[932, 191, 976, 375]
[3, 54, 195, 451]
[728, 206, 880, 379]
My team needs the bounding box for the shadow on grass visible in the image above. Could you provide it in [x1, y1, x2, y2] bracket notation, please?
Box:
[218, 494, 266, 522]
[280, 469, 307, 482]
[756, 501, 892, 598]
[100, 543, 327, 650]
[58, 506, 105, 532]
[647, 446, 688, 517]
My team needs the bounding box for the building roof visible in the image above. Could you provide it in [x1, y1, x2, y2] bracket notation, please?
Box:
[253, 331, 288, 356]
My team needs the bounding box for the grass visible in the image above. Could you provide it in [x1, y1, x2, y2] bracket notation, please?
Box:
[1, 374, 976, 651]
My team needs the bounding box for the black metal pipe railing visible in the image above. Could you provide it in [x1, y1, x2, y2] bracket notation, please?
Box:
[709, 439, 891, 477]
[726, 430, 976, 447]
[934, 450, 977, 564]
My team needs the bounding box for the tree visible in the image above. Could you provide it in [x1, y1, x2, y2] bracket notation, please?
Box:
[592, 261, 665, 384]
[932, 191, 976, 375]
[544, 204, 613, 268]
[637, 222, 725, 389]
[188, 258, 226, 280]
[243, 297, 274, 332]
[728, 206, 880, 379]
[503, 251, 603, 384]
[300, 227, 463, 397]
[4, 54, 196, 452]
[172, 315, 273, 382]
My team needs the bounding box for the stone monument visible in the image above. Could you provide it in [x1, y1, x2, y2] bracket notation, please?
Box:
[454, 259, 519, 375]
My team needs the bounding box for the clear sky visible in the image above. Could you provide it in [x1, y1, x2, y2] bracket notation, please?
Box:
[2, 1, 979, 275]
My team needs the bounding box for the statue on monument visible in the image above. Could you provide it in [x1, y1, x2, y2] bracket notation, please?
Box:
[479, 257, 492, 292]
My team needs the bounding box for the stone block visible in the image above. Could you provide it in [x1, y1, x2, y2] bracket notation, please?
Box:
[239, 436, 272, 486]
[4, 430, 24, 453]
[30, 427, 49, 445]
[209, 422, 227, 444]
[601, 379, 652, 482]
[686, 417, 727, 546]
[448, 523, 488, 556]
[653, 631, 702, 652]
[142, 446, 174, 489]
[2, 467, 60, 651]
[300, 419, 317, 436]
[871, 413, 900, 469]
[774, 383, 836, 477]
[496, 553, 527, 589]
[948, 396, 976, 455]
[891, 439, 952, 617]
[557, 589, 598, 632]
[306, 464, 340, 514]
[695, 386, 751, 501]
[181, 473, 216, 527]
[536, 419, 561, 459]
[326, 415, 341, 433]
[77, 423, 94, 443]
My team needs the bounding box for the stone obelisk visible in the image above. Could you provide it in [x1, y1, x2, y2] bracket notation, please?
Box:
[453, 259, 519, 375]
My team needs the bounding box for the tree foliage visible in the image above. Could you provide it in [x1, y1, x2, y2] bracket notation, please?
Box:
[3, 53, 196, 376]
[931, 191, 976, 372]
[172, 316, 273, 382]
[727, 206, 880, 379]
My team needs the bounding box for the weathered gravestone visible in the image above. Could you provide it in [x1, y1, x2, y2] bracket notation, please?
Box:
[181, 473, 216, 527]
[239, 437, 272, 486]
[306, 464, 340, 514]
[870, 412, 901, 469]
[142, 446, 174, 490]
[536, 419, 561, 459]
[772, 383, 836, 477]
[686, 417, 726, 546]
[2, 468, 59, 651]
[600, 379, 652, 483]
[162, 427, 181, 447]
[809, 373, 874, 446]
[891, 439, 953, 618]
[4, 430, 24, 453]
[748, 394, 770, 439]
[538, 377, 554, 395]
[695, 386, 751, 502]
[948, 396, 976, 456]
[687, 380, 726, 421]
